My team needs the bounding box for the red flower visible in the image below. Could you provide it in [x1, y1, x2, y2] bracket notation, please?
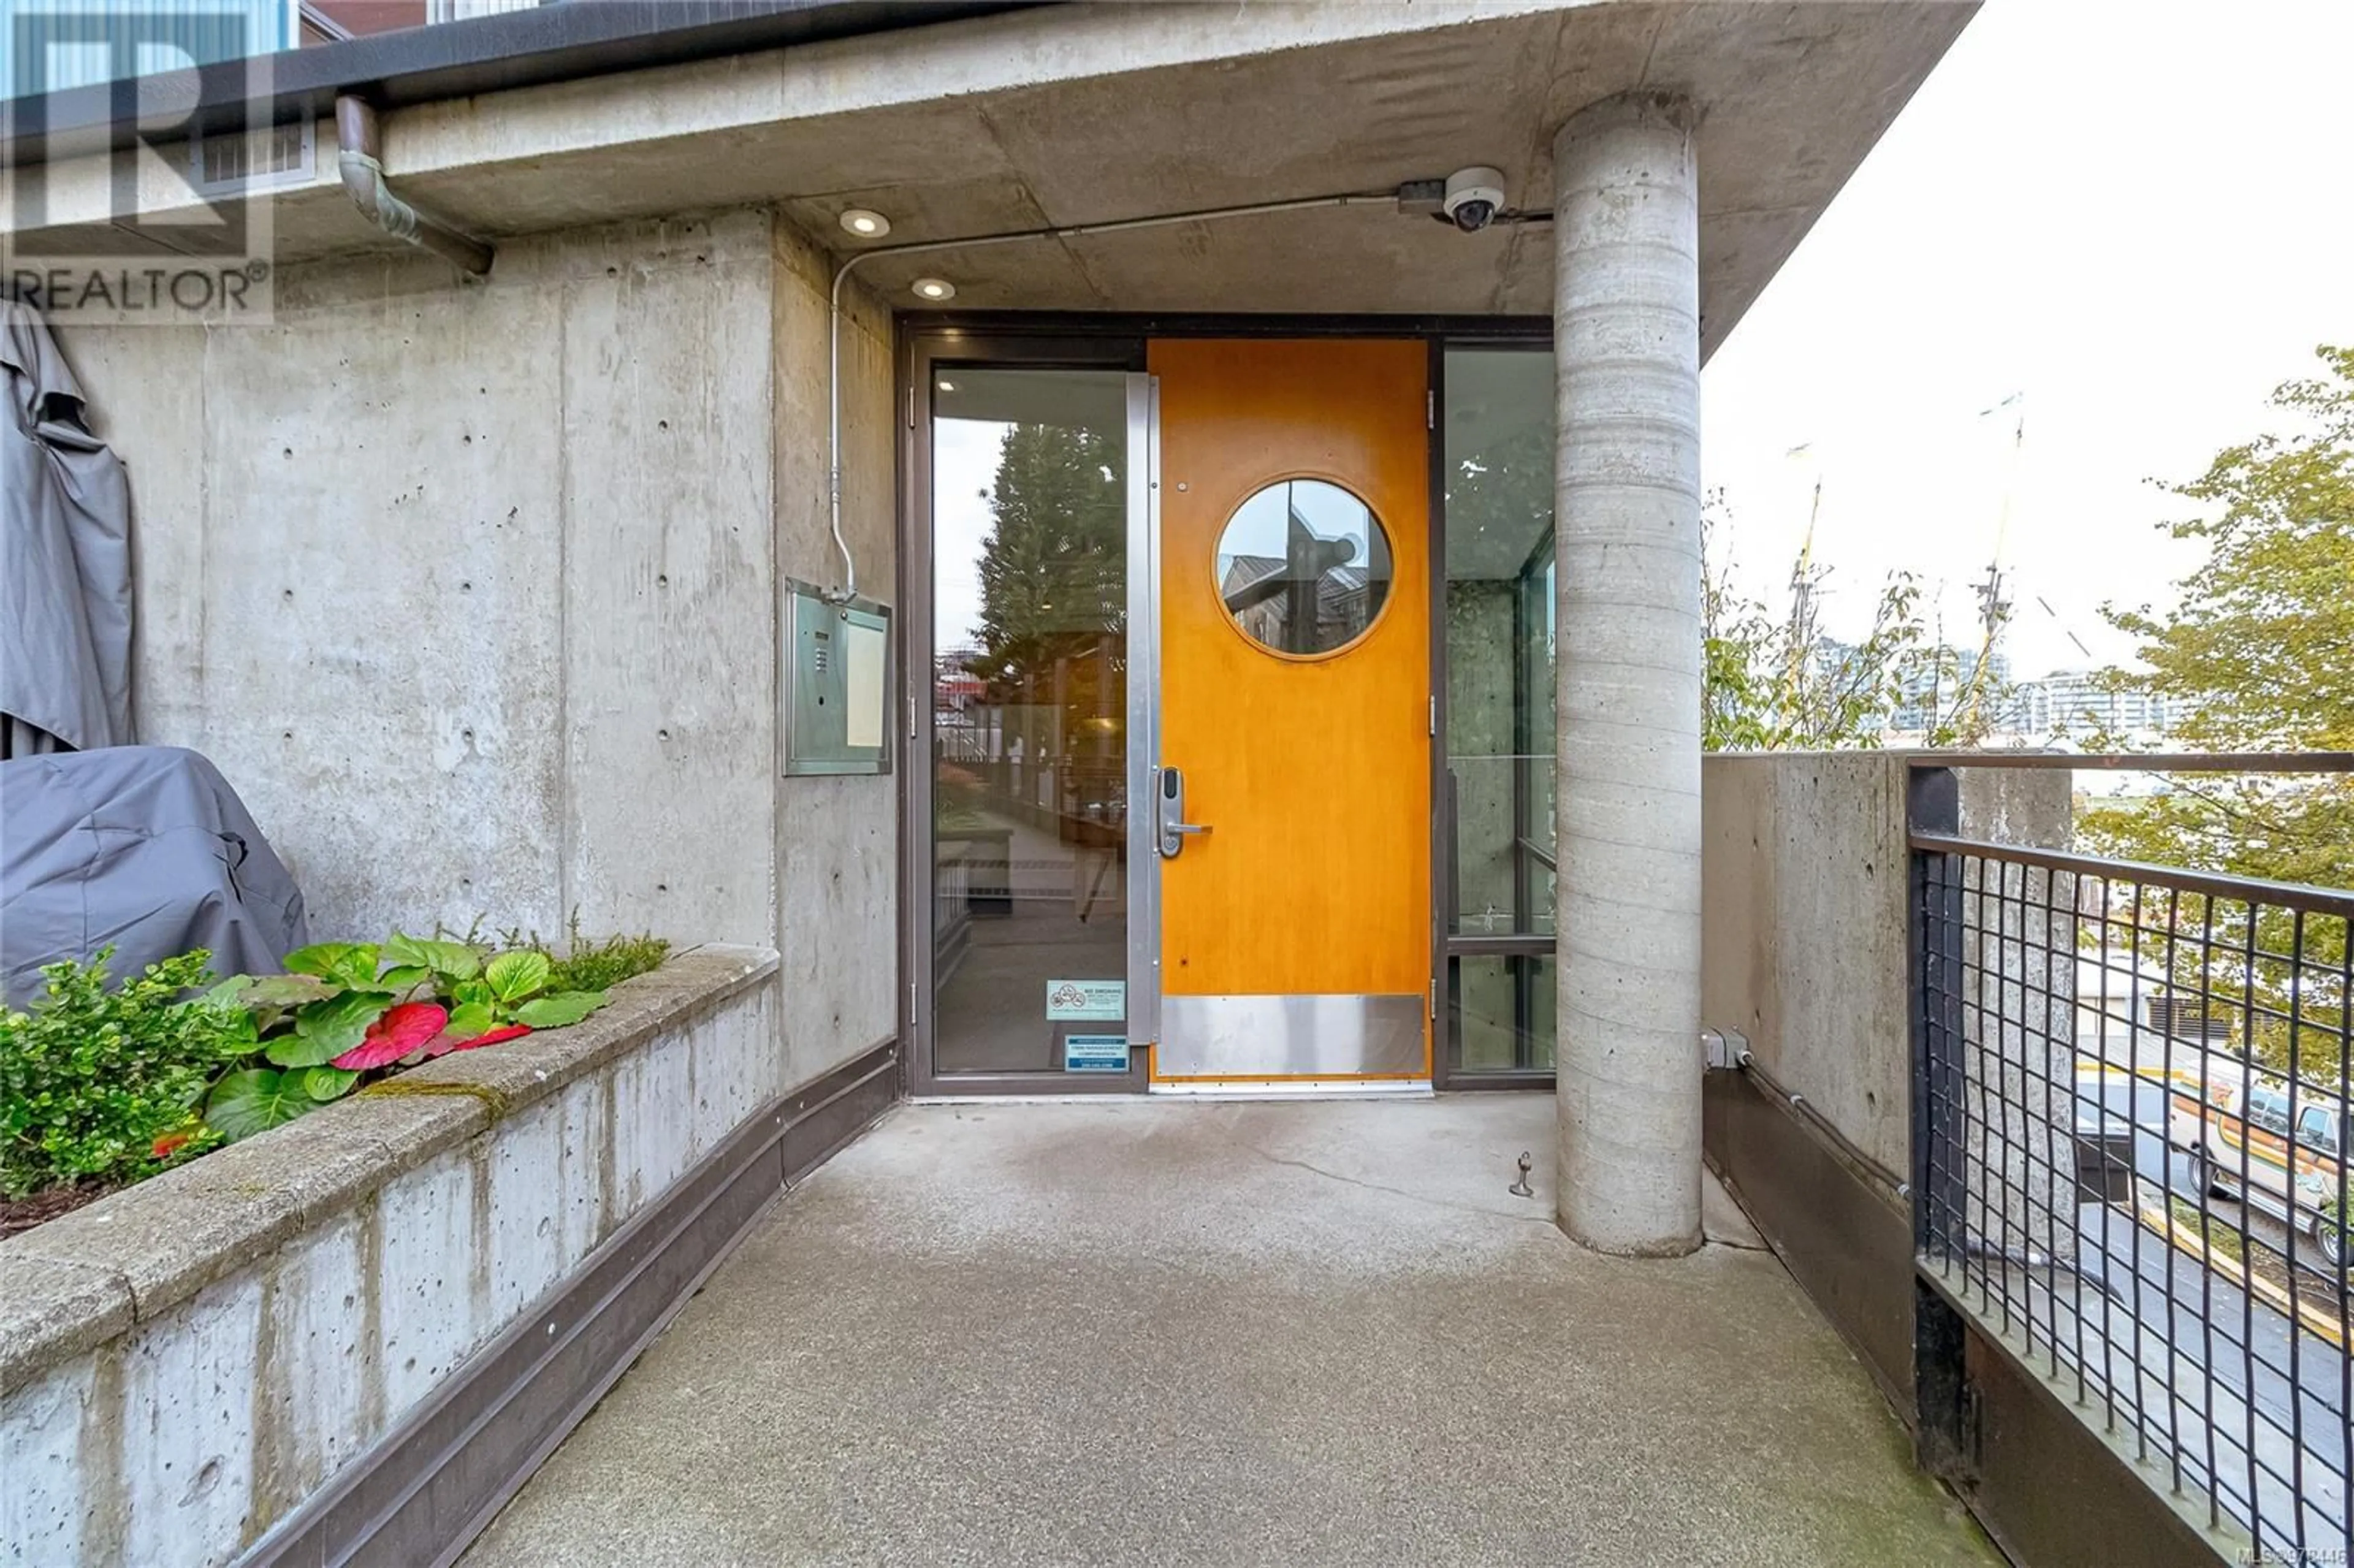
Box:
[332, 1002, 450, 1070]
[151, 1129, 194, 1159]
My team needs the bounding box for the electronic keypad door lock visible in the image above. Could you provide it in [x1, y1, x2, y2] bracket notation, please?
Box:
[1157, 765, 1210, 859]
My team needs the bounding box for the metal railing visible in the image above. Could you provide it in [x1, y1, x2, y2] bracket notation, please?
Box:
[1910, 755, 2354, 1559]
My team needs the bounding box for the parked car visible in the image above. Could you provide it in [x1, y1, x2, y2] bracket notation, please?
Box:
[2169, 1063, 2350, 1270]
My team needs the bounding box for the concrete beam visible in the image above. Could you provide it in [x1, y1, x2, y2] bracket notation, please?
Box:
[1550, 92, 1704, 1257]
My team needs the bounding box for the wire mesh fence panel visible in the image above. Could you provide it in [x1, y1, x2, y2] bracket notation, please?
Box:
[1914, 834, 2353, 1560]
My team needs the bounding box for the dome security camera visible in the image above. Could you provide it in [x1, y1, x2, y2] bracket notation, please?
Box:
[1442, 167, 1507, 234]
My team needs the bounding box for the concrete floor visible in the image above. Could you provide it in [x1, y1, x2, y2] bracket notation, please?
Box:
[465, 1097, 1998, 1567]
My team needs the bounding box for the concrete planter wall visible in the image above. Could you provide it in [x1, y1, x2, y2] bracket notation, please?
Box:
[0, 945, 810, 1568]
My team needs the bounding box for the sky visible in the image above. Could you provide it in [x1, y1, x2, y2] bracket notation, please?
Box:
[936, 417, 1007, 653]
[1699, 0, 2354, 680]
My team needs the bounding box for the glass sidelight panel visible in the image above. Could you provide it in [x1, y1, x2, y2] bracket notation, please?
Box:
[929, 369, 1131, 1075]
[1443, 348, 1557, 1074]
[1452, 953, 1556, 1071]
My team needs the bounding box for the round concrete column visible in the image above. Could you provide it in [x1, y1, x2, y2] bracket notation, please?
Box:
[1550, 93, 1703, 1257]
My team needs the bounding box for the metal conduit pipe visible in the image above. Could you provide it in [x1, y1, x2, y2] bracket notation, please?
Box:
[821, 189, 1411, 604]
[334, 97, 494, 278]
[1732, 1047, 1911, 1203]
[1727, 1048, 2128, 1304]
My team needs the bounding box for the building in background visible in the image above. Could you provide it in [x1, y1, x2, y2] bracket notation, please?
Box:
[2006, 668, 2176, 744]
[1884, 645, 2011, 737]
[3, 0, 295, 94]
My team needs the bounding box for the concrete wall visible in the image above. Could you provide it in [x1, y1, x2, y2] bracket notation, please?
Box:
[768, 221, 899, 1084]
[56, 205, 899, 1084]
[1699, 752, 2071, 1178]
[1949, 767, 2076, 1255]
[1702, 752, 1915, 1176]
[0, 949, 779, 1568]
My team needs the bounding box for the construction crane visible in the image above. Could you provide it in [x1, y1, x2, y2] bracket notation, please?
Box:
[1774, 444, 1823, 715]
[1957, 395, 2024, 739]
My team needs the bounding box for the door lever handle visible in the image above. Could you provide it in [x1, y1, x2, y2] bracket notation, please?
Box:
[1159, 818, 1209, 858]
[1157, 765, 1210, 859]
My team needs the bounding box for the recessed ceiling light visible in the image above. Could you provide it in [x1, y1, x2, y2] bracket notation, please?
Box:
[839, 208, 890, 239]
[937, 379, 957, 393]
[911, 277, 956, 302]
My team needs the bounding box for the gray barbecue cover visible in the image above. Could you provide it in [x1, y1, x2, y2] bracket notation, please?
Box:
[2, 747, 310, 1005]
[1, 295, 132, 756]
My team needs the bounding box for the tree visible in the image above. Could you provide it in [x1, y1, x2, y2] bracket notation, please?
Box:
[969, 421, 1126, 683]
[2079, 345, 2353, 1080]
[1699, 493, 2008, 750]
[961, 422, 1127, 810]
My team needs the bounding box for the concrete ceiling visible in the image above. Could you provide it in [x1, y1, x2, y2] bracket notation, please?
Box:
[7, 0, 1977, 359]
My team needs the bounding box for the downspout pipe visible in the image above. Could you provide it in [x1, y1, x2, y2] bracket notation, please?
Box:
[822, 189, 1411, 604]
[334, 96, 494, 277]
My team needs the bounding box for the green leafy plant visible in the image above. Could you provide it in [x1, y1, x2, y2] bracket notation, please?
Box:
[460, 913, 671, 996]
[544, 927, 671, 995]
[1, 948, 252, 1200]
[1704, 497, 1927, 750]
[2, 918, 668, 1213]
[198, 931, 616, 1144]
[1698, 490, 2018, 752]
[2079, 345, 2353, 1084]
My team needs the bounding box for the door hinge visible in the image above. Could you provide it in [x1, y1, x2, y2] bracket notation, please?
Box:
[1429, 695, 1437, 737]
[907, 386, 917, 428]
[907, 693, 918, 742]
[1426, 389, 1435, 430]
[1430, 977, 1439, 1020]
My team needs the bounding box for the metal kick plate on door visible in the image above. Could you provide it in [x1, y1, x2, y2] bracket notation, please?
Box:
[1156, 994, 1425, 1078]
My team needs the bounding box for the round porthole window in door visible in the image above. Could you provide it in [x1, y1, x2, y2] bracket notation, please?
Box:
[1213, 478, 1393, 657]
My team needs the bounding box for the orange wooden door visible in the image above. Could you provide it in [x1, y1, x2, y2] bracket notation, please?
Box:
[1149, 339, 1431, 1081]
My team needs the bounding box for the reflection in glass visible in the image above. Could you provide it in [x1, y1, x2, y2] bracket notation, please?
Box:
[1444, 350, 1556, 940]
[1214, 479, 1392, 656]
[931, 370, 1128, 1075]
[1444, 348, 1558, 1074]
